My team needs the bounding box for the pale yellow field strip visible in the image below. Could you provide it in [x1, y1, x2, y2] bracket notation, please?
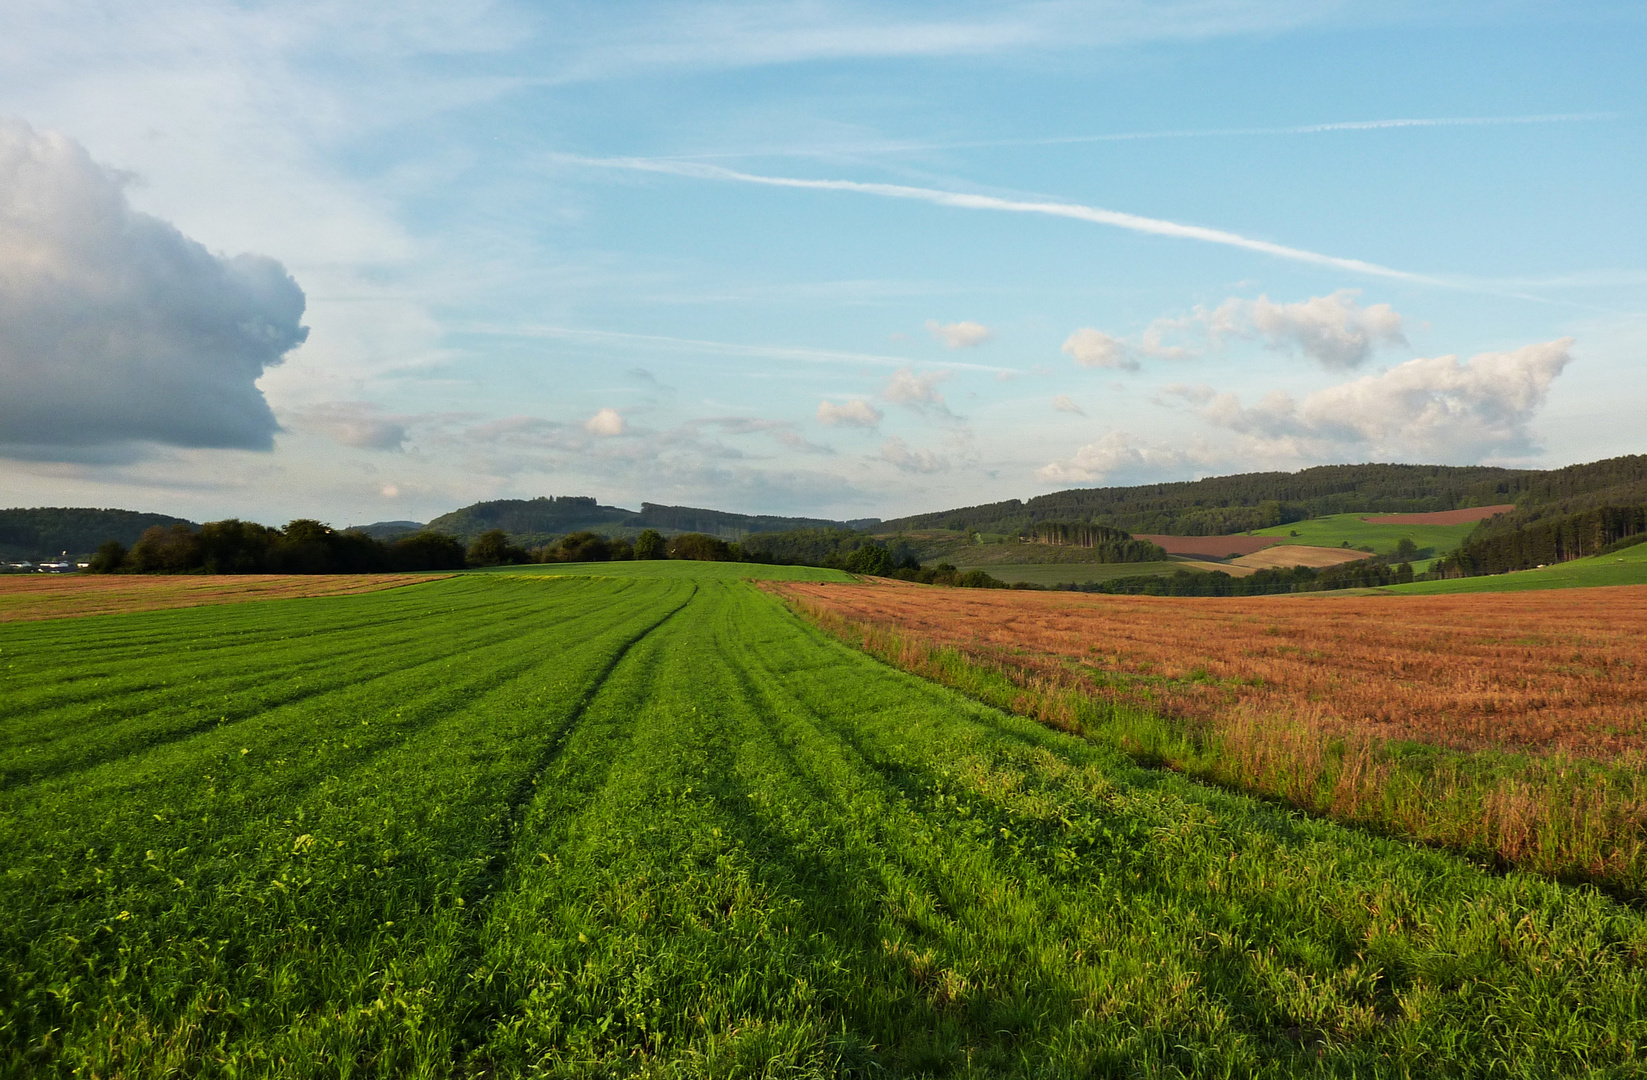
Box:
[0, 574, 445, 622]
[1229, 545, 1375, 571]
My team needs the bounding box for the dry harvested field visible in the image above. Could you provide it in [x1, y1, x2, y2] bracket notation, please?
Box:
[777, 579, 1647, 890]
[1364, 504, 1515, 525]
[1135, 533, 1276, 557]
[0, 573, 441, 622]
[1229, 544, 1373, 570]
[777, 580, 1647, 756]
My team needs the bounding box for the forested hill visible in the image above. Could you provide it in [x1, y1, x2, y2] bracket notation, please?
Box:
[883, 463, 1532, 537]
[425, 496, 879, 546]
[1433, 455, 1647, 575]
[0, 508, 197, 560]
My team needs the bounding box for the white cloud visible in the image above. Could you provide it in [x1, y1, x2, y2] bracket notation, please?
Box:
[0, 118, 308, 460]
[877, 436, 947, 473]
[817, 399, 883, 427]
[1089, 290, 1407, 371]
[1062, 328, 1138, 371]
[925, 319, 993, 349]
[1246, 290, 1405, 369]
[882, 367, 950, 409]
[1038, 431, 1207, 484]
[585, 407, 626, 437]
[1051, 395, 1085, 415]
[1200, 338, 1575, 460]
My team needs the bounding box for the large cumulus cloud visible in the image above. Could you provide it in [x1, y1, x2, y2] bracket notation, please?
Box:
[1199, 338, 1574, 461]
[0, 118, 307, 459]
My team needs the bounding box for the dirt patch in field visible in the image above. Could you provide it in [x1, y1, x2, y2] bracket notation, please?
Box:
[1134, 534, 1277, 558]
[774, 580, 1647, 756]
[1363, 504, 1515, 525]
[0, 574, 444, 622]
[1229, 545, 1374, 571]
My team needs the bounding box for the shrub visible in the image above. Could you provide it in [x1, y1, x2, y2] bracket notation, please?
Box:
[468, 529, 529, 567]
[634, 529, 667, 560]
[669, 533, 733, 561]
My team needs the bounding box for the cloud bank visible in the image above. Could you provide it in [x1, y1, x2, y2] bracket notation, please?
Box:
[1200, 338, 1574, 460]
[0, 118, 308, 459]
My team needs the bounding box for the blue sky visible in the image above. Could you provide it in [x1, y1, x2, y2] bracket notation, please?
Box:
[1, 1, 1643, 525]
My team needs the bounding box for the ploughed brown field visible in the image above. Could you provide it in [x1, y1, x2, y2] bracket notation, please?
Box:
[0, 574, 440, 622]
[1133, 533, 1277, 557]
[775, 580, 1647, 756]
[1363, 504, 1515, 525]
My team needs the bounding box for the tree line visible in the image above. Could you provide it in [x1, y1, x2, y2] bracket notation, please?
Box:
[87, 520, 470, 574]
[884, 462, 1533, 536]
[1434, 504, 1647, 578]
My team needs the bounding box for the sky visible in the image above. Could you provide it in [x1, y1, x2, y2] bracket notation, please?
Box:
[1, 1, 1644, 527]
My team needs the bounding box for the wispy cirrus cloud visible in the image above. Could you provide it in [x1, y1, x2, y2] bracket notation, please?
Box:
[685, 112, 1619, 160]
[460, 322, 1015, 374]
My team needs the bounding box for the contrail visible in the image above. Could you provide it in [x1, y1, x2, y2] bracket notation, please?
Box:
[660, 113, 1618, 159]
[560, 154, 1435, 283]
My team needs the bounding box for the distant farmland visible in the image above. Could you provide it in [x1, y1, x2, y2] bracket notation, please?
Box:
[8, 567, 1647, 1073]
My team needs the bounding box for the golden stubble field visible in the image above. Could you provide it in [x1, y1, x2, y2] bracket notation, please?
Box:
[776, 580, 1647, 756]
[775, 579, 1647, 889]
[0, 574, 442, 622]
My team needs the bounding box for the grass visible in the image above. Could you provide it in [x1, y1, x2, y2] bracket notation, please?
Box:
[7, 566, 1647, 1074]
[1251, 513, 1480, 558]
[1386, 541, 1647, 594]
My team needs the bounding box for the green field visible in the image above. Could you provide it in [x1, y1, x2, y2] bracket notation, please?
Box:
[1383, 539, 1647, 594]
[1251, 513, 1481, 559]
[8, 569, 1647, 1075]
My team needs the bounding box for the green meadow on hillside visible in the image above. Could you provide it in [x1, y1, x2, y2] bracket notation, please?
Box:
[1251, 513, 1482, 559]
[1384, 539, 1647, 594]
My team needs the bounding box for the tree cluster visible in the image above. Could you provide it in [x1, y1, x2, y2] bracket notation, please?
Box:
[1022, 521, 1167, 562]
[88, 520, 468, 574]
[1069, 556, 1417, 597]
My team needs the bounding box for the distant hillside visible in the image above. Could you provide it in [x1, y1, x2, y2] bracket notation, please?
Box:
[343, 520, 427, 541]
[0, 507, 197, 560]
[423, 496, 878, 546]
[883, 463, 1533, 537]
